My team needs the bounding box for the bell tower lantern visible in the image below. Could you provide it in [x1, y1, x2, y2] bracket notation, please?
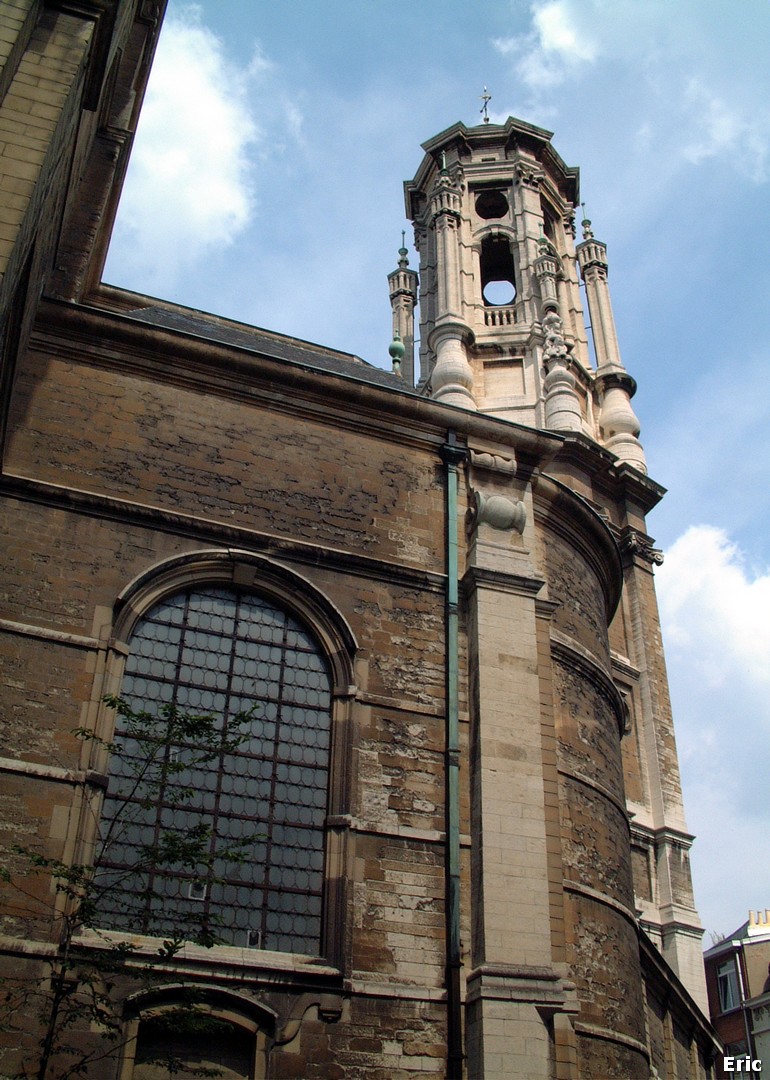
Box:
[402, 117, 646, 472]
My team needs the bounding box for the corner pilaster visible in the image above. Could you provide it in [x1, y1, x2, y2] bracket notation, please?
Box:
[618, 527, 707, 1011]
[463, 450, 574, 1078]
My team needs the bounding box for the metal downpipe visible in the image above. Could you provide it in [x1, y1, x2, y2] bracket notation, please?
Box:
[440, 431, 466, 1078]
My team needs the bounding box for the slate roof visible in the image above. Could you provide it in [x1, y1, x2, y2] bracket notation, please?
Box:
[126, 305, 414, 394]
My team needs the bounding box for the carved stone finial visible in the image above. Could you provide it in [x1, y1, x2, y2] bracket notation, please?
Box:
[398, 231, 409, 268]
[389, 330, 405, 376]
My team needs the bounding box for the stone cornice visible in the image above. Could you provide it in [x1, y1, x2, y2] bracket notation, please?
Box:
[0, 617, 99, 651]
[34, 297, 563, 467]
[406, 117, 580, 215]
[610, 651, 641, 683]
[627, 818, 696, 849]
[0, 756, 107, 789]
[573, 1021, 650, 1060]
[551, 433, 666, 514]
[73, 928, 344, 991]
[460, 565, 545, 600]
[557, 764, 630, 821]
[550, 631, 626, 714]
[0, 473, 446, 595]
[465, 962, 575, 1013]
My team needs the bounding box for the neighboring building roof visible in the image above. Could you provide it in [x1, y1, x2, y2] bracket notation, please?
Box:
[705, 911, 770, 959]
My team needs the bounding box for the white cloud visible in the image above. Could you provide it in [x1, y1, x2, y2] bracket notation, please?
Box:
[682, 78, 770, 183]
[494, 0, 597, 91]
[104, 4, 262, 291]
[493, 1, 770, 190]
[657, 525, 770, 687]
[534, 0, 597, 62]
[683, 784, 770, 940]
[656, 525, 770, 934]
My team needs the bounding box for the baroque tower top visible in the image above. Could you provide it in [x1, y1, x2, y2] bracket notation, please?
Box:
[390, 116, 646, 473]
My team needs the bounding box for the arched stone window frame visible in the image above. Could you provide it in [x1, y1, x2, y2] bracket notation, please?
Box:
[471, 223, 521, 313]
[118, 985, 277, 1080]
[81, 549, 357, 971]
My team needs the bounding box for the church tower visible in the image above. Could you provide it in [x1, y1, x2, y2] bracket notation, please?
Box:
[395, 114, 709, 1077]
[402, 116, 646, 472]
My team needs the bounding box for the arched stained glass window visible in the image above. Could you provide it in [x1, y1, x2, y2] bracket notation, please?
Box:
[93, 587, 332, 955]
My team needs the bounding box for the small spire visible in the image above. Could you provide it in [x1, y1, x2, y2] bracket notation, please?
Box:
[440, 150, 449, 174]
[398, 229, 409, 268]
[480, 86, 491, 124]
[580, 203, 594, 240]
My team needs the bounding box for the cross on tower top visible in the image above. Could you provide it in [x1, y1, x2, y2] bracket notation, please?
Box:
[480, 86, 491, 124]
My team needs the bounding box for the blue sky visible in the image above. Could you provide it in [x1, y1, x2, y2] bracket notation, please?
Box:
[103, 0, 770, 942]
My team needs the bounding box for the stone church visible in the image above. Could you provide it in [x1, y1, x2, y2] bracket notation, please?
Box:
[0, 2, 720, 1077]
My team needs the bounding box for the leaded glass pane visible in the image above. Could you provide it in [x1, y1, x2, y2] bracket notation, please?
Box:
[93, 587, 331, 954]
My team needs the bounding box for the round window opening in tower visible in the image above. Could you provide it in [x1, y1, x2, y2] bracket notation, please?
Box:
[475, 190, 509, 220]
[482, 280, 516, 305]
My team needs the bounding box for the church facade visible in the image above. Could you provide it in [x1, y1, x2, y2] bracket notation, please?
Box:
[0, 2, 719, 1077]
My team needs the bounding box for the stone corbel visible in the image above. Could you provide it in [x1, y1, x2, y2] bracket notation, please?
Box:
[619, 527, 664, 566]
[467, 449, 526, 535]
[274, 992, 345, 1047]
[514, 161, 545, 190]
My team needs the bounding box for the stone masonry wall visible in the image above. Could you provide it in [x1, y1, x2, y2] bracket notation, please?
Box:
[0, 309, 456, 1077]
[541, 514, 648, 1077]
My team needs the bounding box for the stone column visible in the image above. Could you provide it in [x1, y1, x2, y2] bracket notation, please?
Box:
[534, 238, 583, 433]
[576, 220, 647, 472]
[428, 162, 476, 410]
